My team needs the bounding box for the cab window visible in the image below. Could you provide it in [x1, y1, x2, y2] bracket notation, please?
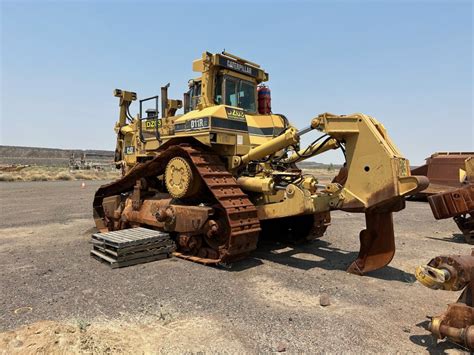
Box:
[215, 75, 256, 113]
[225, 77, 238, 107]
[188, 81, 201, 111]
[215, 75, 223, 104]
[239, 81, 256, 112]
[190, 81, 201, 110]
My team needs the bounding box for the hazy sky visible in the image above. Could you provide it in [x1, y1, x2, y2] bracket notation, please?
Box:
[1, 0, 472, 164]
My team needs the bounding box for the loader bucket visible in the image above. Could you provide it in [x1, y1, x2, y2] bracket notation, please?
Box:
[346, 212, 395, 275]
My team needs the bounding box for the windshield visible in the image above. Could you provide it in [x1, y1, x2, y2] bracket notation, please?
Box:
[216, 75, 256, 112]
[239, 81, 256, 112]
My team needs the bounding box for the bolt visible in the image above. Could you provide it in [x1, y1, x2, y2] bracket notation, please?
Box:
[156, 207, 174, 222]
[206, 220, 219, 238]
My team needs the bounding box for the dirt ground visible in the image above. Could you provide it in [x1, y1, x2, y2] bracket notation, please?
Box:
[0, 180, 470, 353]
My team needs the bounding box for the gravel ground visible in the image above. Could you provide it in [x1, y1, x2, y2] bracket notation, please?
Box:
[0, 180, 469, 353]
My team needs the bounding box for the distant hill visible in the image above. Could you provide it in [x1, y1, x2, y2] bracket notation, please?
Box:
[0, 145, 114, 166]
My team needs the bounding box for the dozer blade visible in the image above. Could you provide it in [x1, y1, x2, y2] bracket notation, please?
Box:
[347, 212, 395, 275]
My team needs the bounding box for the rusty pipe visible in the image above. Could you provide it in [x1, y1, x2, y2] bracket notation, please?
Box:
[432, 323, 474, 350]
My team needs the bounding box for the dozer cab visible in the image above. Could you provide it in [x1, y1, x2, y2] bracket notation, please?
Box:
[93, 51, 428, 275]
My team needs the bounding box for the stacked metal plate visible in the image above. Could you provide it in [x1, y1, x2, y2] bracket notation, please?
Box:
[90, 227, 175, 268]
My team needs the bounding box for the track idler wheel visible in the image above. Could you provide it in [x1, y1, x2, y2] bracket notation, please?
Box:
[346, 211, 396, 275]
[165, 157, 202, 199]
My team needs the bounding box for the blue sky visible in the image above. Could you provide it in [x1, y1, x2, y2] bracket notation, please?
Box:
[1, 0, 472, 164]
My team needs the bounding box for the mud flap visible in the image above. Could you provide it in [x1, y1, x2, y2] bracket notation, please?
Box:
[346, 212, 395, 275]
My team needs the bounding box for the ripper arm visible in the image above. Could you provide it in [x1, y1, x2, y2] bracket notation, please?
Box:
[303, 113, 428, 274]
[304, 112, 428, 211]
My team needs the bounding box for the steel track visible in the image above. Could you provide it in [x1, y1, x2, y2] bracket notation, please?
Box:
[93, 143, 261, 264]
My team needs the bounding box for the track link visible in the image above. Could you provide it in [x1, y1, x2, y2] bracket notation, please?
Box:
[93, 143, 261, 264]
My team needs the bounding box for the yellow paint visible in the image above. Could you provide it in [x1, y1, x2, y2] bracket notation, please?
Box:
[110, 52, 425, 223]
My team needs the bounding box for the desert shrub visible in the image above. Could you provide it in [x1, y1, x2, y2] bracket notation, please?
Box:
[73, 172, 95, 180]
[55, 172, 73, 181]
[30, 174, 49, 181]
[0, 173, 14, 182]
[0, 165, 119, 182]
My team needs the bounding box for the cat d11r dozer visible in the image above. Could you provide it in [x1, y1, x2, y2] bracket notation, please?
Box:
[93, 51, 428, 275]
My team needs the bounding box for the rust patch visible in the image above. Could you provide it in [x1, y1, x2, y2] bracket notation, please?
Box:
[428, 184, 474, 242]
[347, 211, 395, 275]
[428, 184, 474, 219]
[417, 252, 474, 349]
[93, 144, 261, 265]
[411, 152, 474, 197]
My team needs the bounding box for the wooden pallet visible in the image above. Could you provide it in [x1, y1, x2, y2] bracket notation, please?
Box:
[90, 227, 175, 268]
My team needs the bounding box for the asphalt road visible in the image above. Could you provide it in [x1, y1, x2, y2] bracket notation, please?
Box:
[0, 180, 469, 353]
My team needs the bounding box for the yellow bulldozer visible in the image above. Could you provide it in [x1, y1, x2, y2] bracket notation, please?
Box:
[93, 51, 428, 275]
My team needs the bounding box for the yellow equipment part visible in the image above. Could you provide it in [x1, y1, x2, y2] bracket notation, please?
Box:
[239, 127, 299, 166]
[95, 51, 428, 276]
[237, 176, 275, 193]
[415, 265, 450, 290]
[165, 157, 198, 199]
